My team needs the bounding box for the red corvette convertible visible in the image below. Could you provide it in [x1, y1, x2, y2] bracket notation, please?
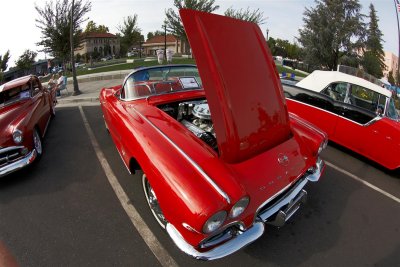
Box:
[0, 75, 55, 178]
[100, 10, 327, 260]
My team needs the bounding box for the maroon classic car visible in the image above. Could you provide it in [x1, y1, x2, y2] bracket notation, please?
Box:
[100, 10, 327, 260]
[0, 75, 55, 178]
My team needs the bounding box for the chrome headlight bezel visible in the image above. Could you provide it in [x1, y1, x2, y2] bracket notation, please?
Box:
[12, 129, 23, 144]
[229, 196, 249, 219]
[202, 211, 227, 234]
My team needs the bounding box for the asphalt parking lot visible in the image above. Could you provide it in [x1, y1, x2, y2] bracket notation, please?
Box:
[1, 104, 399, 267]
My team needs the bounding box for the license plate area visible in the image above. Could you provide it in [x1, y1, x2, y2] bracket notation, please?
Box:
[265, 189, 308, 227]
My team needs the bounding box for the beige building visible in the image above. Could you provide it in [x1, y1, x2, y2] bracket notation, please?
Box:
[383, 51, 398, 79]
[143, 35, 188, 56]
[75, 32, 120, 59]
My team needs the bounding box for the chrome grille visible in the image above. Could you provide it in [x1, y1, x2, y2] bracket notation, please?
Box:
[0, 146, 25, 167]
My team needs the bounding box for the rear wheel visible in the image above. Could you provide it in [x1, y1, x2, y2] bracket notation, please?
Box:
[142, 174, 167, 228]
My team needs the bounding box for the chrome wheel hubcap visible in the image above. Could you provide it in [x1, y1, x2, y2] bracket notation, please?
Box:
[142, 174, 167, 228]
[33, 129, 42, 155]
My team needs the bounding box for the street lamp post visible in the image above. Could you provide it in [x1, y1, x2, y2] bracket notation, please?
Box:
[70, 0, 81, 95]
[139, 40, 142, 58]
[164, 24, 167, 59]
[266, 28, 269, 41]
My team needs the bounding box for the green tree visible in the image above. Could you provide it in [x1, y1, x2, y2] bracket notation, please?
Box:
[15, 49, 37, 74]
[224, 7, 266, 25]
[85, 20, 109, 33]
[298, 0, 365, 70]
[267, 37, 277, 55]
[35, 0, 91, 63]
[0, 50, 11, 72]
[361, 4, 385, 78]
[165, 0, 219, 43]
[117, 14, 142, 56]
[147, 30, 164, 40]
[388, 70, 395, 85]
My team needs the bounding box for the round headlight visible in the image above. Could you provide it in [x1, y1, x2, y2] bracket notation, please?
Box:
[202, 211, 227, 234]
[229, 196, 249, 218]
[12, 130, 23, 144]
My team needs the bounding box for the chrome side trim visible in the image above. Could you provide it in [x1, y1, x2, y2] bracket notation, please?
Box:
[286, 98, 382, 127]
[363, 116, 383, 126]
[166, 222, 264, 261]
[131, 107, 231, 204]
[0, 149, 37, 178]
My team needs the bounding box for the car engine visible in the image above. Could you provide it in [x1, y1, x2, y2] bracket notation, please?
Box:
[159, 100, 218, 151]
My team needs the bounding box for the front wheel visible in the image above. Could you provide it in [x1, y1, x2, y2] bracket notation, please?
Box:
[33, 128, 43, 158]
[50, 103, 56, 117]
[142, 174, 168, 228]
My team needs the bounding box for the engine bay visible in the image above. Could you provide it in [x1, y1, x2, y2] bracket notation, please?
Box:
[158, 99, 218, 151]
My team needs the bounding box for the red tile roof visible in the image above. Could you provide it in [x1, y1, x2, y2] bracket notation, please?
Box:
[145, 34, 177, 44]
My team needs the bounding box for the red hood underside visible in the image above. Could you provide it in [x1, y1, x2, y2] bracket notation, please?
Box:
[180, 9, 291, 164]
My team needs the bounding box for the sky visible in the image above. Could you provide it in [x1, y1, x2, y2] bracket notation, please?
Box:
[1, 0, 399, 70]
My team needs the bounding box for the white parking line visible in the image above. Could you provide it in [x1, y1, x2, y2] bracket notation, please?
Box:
[325, 161, 400, 204]
[79, 106, 179, 267]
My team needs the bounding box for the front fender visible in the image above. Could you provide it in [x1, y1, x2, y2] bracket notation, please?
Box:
[289, 112, 327, 158]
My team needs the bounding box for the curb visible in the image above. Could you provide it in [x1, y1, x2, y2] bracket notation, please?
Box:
[63, 70, 132, 84]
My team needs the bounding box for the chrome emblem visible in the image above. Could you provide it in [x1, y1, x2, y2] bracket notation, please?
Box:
[278, 153, 289, 166]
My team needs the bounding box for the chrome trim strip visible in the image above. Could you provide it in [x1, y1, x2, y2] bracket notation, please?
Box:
[0, 149, 37, 178]
[286, 98, 382, 127]
[0, 146, 24, 154]
[289, 113, 327, 138]
[166, 222, 264, 261]
[131, 107, 231, 204]
[43, 115, 51, 136]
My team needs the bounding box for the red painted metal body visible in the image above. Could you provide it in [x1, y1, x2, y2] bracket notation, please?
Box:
[0, 75, 55, 175]
[286, 99, 400, 170]
[100, 10, 326, 258]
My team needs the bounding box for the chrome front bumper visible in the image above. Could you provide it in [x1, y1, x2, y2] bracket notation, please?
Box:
[166, 158, 325, 261]
[0, 149, 37, 178]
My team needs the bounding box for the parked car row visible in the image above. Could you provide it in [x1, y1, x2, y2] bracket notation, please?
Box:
[6, 9, 395, 262]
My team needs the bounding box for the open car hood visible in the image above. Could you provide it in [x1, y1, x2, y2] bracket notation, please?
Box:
[180, 9, 291, 163]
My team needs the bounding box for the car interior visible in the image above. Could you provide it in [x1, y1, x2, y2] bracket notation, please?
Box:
[284, 84, 379, 125]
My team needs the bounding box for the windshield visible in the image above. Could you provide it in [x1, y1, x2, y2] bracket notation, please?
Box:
[386, 97, 399, 120]
[0, 83, 31, 106]
[121, 66, 203, 100]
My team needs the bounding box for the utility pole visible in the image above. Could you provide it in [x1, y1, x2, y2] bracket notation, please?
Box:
[394, 0, 400, 85]
[70, 0, 81, 95]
